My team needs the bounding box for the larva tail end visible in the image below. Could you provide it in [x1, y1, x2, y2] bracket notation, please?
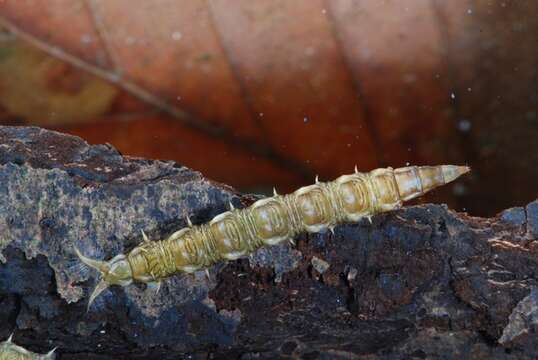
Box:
[87, 279, 109, 311]
[441, 165, 471, 183]
[74, 247, 110, 274]
[74, 247, 111, 309]
[74, 247, 133, 309]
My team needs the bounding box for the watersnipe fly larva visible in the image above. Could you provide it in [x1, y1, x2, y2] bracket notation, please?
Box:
[75, 165, 470, 307]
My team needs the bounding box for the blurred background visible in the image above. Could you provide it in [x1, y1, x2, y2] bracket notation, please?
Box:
[0, 0, 536, 216]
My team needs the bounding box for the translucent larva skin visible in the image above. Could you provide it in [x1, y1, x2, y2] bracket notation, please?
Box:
[0, 336, 55, 360]
[76, 165, 469, 306]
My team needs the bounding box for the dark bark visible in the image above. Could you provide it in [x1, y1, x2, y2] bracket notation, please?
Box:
[0, 126, 537, 359]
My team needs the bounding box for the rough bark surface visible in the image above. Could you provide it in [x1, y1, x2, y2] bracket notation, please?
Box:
[0, 126, 537, 359]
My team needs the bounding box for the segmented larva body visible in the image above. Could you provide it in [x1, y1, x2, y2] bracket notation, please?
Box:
[0, 335, 56, 360]
[76, 165, 469, 306]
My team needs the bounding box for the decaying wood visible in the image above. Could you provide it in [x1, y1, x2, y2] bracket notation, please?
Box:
[0, 126, 537, 359]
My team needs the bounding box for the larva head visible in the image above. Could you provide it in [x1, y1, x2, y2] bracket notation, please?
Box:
[393, 165, 470, 201]
[74, 247, 133, 308]
[441, 165, 471, 183]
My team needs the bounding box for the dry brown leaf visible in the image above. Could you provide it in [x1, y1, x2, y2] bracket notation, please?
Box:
[0, 1, 537, 215]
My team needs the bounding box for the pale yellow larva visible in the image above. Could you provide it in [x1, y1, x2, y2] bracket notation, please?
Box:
[76, 165, 470, 307]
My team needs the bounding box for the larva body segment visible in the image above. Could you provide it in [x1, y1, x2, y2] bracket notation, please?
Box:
[76, 165, 469, 306]
[0, 335, 56, 360]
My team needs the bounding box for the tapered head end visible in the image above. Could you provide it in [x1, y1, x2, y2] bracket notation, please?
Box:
[442, 165, 470, 183]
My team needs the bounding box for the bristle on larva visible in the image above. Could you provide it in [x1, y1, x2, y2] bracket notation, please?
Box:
[0, 334, 56, 360]
[75, 165, 470, 308]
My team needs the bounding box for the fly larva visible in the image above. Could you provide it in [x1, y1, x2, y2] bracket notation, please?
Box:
[0, 334, 56, 360]
[76, 165, 469, 307]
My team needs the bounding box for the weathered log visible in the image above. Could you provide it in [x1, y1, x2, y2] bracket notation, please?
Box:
[0, 126, 537, 359]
